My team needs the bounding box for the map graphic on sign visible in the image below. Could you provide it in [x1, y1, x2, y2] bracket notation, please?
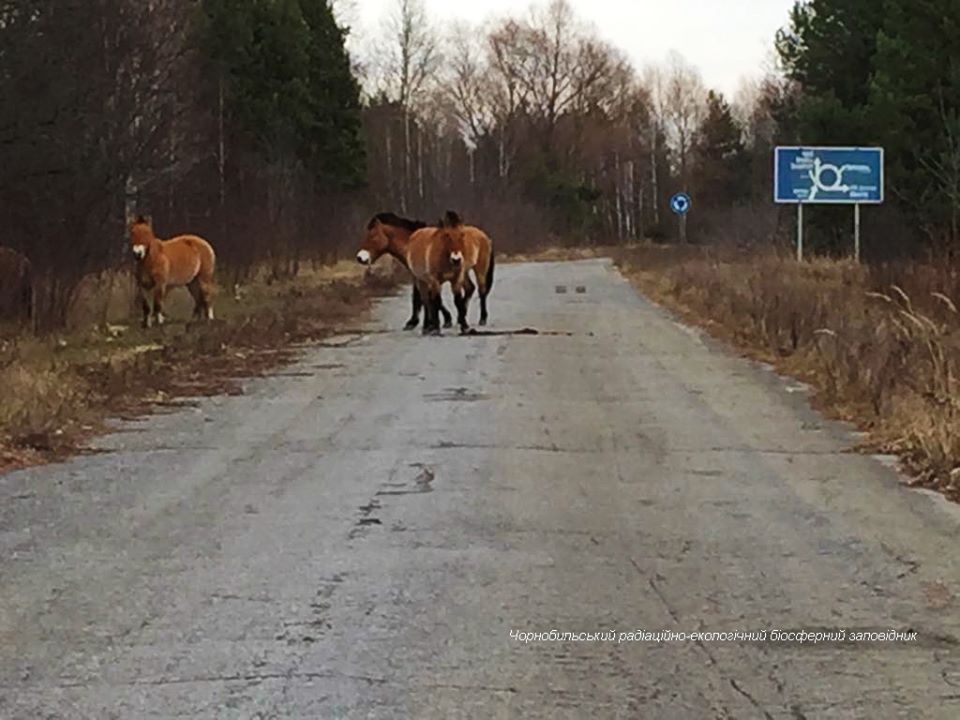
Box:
[774, 147, 884, 204]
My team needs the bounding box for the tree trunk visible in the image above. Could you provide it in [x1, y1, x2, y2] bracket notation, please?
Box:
[385, 128, 394, 206]
[417, 122, 424, 203]
[651, 127, 660, 228]
[402, 108, 411, 213]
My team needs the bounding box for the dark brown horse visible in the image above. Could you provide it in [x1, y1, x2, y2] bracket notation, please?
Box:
[357, 213, 453, 330]
[0, 246, 34, 327]
[129, 216, 217, 328]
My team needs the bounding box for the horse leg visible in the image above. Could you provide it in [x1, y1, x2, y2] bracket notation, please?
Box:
[439, 293, 453, 329]
[471, 268, 489, 326]
[140, 289, 153, 329]
[457, 277, 475, 334]
[420, 282, 441, 337]
[479, 291, 489, 326]
[432, 293, 446, 336]
[152, 286, 167, 326]
[203, 283, 215, 321]
[405, 285, 422, 331]
[187, 278, 205, 322]
[477, 278, 489, 327]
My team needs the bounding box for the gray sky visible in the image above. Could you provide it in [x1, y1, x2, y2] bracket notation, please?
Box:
[344, 0, 796, 99]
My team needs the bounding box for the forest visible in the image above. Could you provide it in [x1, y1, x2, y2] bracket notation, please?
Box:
[1, 0, 958, 329]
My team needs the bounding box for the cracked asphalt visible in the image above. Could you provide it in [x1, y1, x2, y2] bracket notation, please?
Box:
[2, 259, 960, 719]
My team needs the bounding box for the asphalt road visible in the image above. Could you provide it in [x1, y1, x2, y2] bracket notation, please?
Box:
[2, 259, 960, 719]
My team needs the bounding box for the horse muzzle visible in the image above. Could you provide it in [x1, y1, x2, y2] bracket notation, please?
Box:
[132, 244, 147, 260]
[356, 250, 372, 265]
[450, 251, 463, 266]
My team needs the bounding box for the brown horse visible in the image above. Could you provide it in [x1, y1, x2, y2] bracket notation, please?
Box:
[0, 246, 33, 327]
[357, 212, 494, 329]
[129, 216, 216, 328]
[357, 213, 453, 330]
[407, 211, 484, 336]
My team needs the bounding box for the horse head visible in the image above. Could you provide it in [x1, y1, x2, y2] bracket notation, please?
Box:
[357, 215, 391, 265]
[358, 213, 426, 265]
[129, 215, 154, 260]
[439, 211, 466, 267]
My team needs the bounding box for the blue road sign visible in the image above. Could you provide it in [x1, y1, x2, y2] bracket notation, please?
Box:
[670, 192, 691, 215]
[775, 147, 884, 204]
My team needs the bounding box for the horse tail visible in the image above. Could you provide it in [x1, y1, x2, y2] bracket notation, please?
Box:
[484, 243, 495, 293]
[192, 236, 217, 284]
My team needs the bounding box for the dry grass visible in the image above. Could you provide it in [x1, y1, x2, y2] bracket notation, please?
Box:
[0, 258, 406, 472]
[501, 244, 630, 264]
[614, 245, 960, 499]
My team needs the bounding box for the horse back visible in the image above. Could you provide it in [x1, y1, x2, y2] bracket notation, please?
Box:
[162, 235, 216, 286]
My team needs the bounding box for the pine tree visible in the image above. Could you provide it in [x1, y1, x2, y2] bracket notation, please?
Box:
[299, 0, 367, 190]
[776, 0, 885, 142]
[870, 0, 960, 246]
[692, 92, 749, 208]
[198, 0, 365, 187]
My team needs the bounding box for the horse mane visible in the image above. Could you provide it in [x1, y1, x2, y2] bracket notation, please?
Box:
[441, 210, 463, 228]
[368, 212, 428, 232]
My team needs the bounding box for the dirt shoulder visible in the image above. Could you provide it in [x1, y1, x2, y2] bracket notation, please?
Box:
[612, 245, 960, 502]
[0, 260, 405, 473]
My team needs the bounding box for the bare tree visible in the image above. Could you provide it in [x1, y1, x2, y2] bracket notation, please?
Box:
[376, 0, 440, 210]
[662, 51, 707, 187]
[446, 22, 495, 148]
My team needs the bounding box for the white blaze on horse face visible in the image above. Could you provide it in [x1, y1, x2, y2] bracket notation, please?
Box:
[156, 312, 165, 326]
[357, 249, 371, 265]
[206, 306, 214, 320]
[132, 244, 147, 259]
[450, 250, 463, 265]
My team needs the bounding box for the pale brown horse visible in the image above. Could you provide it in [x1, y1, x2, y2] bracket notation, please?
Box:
[406, 211, 482, 335]
[357, 213, 453, 330]
[0, 246, 33, 327]
[129, 216, 216, 328]
[357, 212, 494, 329]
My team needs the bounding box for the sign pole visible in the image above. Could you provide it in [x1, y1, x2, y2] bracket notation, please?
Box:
[854, 203, 861, 262]
[797, 203, 804, 262]
[669, 192, 691, 242]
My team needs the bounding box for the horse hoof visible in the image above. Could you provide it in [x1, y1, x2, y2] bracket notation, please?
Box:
[404, 321, 418, 331]
[479, 318, 488, 327]
[459, 325, 471, 335]
[443, 320, 453, 329]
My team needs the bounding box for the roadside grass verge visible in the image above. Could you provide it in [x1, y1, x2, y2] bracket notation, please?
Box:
[0, 259, 406, 472]
[614, 246, 960, 500]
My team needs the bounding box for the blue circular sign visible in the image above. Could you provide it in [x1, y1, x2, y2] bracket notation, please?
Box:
[670, 192, 691, 216]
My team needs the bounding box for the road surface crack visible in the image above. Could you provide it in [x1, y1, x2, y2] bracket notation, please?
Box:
[730, 678, 776, 720]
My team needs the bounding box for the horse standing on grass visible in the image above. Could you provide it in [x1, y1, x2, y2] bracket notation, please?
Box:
[357, 212, 494, 330]
[129, 216, 216, 328]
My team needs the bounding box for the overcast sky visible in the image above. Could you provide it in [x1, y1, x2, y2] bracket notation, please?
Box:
[342, 0, 797, 99]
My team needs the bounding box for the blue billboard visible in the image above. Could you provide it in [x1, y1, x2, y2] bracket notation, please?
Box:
[775, 147, 884, 204]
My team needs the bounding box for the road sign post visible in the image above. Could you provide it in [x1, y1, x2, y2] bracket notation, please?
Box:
[774, 147, 883, 262]
[854, 203, 861, 262]
[797, 203, 804, 262]
[670, 192, 691, 243]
